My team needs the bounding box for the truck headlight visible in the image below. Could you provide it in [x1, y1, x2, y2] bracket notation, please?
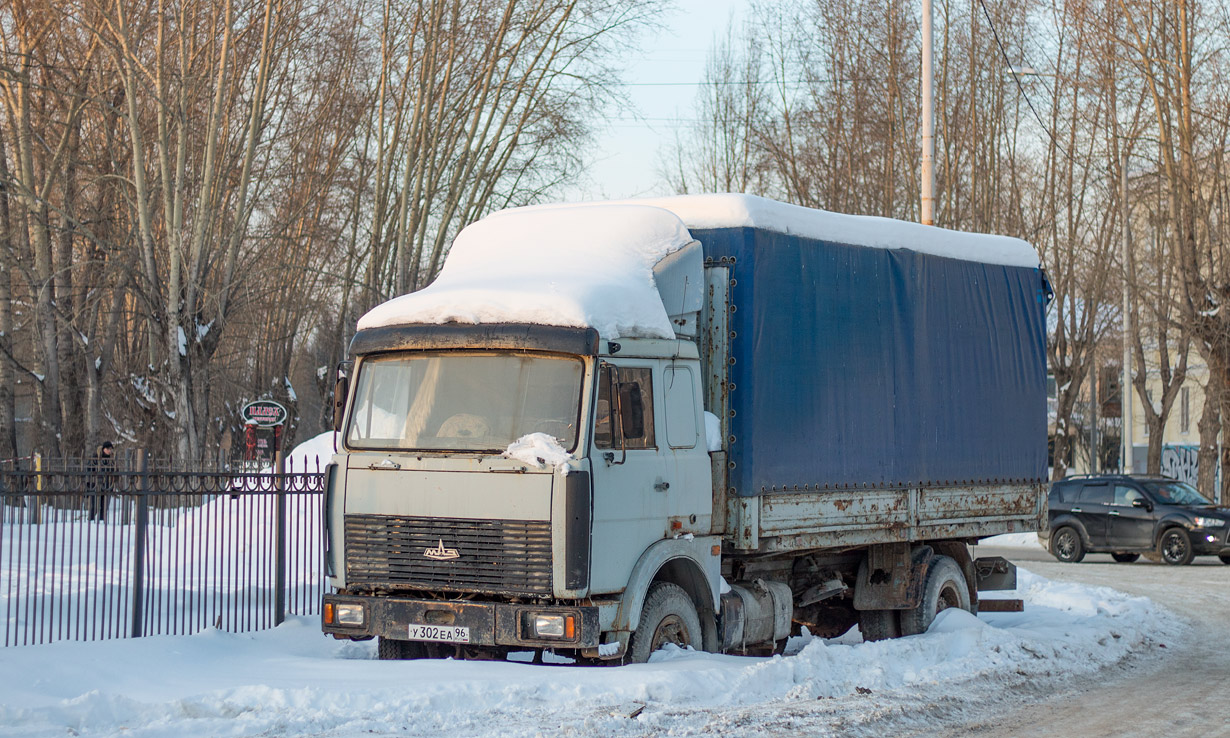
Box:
[533, 614, 576, 639]
[1194, 517, 1227, 528]
[335, 603, 365, 626]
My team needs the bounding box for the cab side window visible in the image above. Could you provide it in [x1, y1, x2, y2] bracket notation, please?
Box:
[594, 364, 656, 450]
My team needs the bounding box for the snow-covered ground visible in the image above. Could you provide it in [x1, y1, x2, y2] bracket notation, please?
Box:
[980, 532, 1046, 550]
[0, 567, 1181, 738]
[0, 439, 1181, 735]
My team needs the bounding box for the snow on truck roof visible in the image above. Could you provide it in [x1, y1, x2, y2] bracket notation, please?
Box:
[629, 194, 1040, 269]
[358, 204, 694, 339]
[357, 194, 1040, 340]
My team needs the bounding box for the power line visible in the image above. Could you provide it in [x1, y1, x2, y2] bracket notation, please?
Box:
[976, 0, 1077, 167]
[612, 77, 878, 87]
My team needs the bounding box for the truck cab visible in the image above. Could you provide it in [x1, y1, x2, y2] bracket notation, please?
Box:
[323, 323, 723, 660]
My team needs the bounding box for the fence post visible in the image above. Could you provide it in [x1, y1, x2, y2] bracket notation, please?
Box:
[31, 452, 42, 524]
[274, 450, 286, 626]
[131, 449, 149, 638]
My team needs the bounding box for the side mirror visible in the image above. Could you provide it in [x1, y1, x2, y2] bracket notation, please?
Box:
[1131, 498, 1152, 512]
[333, 375, 349, 432]
[618, 382, 645, 439]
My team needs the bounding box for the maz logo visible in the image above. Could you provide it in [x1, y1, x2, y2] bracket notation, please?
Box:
[423, 539, 460, 561]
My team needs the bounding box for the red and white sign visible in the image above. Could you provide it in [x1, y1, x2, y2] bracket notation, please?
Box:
[240, 400, 288, 427]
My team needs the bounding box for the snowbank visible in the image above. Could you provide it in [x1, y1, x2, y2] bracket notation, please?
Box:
[358, 205, 694, 340]
[284, 430, 336, 473]
[0, 567, 1181, 738]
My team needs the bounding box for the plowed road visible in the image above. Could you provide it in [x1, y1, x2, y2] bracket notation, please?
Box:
[953, 545, 1230, 737]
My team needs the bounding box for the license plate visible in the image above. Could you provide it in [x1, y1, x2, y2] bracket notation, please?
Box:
[407, 624, 470, 643]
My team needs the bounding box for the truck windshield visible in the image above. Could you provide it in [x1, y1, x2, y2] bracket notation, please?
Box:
[346, 352, 584, 452]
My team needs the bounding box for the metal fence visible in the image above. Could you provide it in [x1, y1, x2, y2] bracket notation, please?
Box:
[0, 452, 326, 647]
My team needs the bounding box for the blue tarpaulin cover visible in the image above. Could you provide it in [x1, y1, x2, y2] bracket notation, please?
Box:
[691, 227, 1049, 497]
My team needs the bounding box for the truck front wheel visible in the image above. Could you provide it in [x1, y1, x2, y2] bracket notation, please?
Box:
[377, 637, 429, 660]
[628, 582, 702, 663]
[898, 556, 971, 636]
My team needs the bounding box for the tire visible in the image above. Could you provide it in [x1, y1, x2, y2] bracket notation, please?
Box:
[1158, 528, 1194, 566]
[1051, 526, 1085, 563]
[858, 609, 900, 642]
[899, 556, 972, 636]
[1111, 553, 1141, 563]
[628, 582, 703, 663]
[377, 637, 428, 660]
[1219, 552, 1230, 565]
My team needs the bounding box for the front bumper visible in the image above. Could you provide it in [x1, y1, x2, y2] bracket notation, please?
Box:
[1191, 526, 1230, 555]
[322, 594, 601, 649]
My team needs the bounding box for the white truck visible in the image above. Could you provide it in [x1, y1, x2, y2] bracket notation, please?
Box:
[321, 195, 1048, 662]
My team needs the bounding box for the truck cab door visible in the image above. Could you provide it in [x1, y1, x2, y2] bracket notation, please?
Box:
[588, 361, 670, 595]
[661, 364, 711, 534]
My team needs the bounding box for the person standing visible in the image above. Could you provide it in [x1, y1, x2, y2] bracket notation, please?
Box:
[86, 441, 115, 521]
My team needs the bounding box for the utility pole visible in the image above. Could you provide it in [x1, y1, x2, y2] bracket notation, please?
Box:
[1121, 152, 1134, 474]
[1089, 360, 1099, 474]
[920, 0, 935, 225]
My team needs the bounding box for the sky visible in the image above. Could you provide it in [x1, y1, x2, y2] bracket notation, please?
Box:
[562, 0, 745, 201]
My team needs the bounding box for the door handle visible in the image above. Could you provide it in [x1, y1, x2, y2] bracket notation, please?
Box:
[1071, 507, 1082, 513]
[1108, 510, 1120, 516]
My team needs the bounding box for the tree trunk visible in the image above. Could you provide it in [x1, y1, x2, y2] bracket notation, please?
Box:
[1196, 363, 1221, 499]
[0, 129, 17, 460]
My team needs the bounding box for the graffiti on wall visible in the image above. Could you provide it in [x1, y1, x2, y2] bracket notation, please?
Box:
[1160, 445, 1201, 486]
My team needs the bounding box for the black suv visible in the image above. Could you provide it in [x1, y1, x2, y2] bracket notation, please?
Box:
[1041, 475, 1230, 565]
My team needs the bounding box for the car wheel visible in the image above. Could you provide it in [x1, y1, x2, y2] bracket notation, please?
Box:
[899, 556, 972, 636]
[1158, 528, 1194, 566]
[1051, 526, 1085, 563]
[1111, 553, 1140, 563]
[1219, 552, 1230, 565]
[858, 609, 901, 642]
[628, 582, 703, 663]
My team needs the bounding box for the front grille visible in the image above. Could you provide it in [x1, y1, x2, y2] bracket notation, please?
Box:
[345, 514, 552, 596]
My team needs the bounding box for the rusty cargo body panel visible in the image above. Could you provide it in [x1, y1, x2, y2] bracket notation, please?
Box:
[731, 483, 1046, 553]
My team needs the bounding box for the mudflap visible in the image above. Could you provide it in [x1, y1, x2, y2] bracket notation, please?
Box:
[973, 556, 1017, 591]
[852, 543, 933, 611]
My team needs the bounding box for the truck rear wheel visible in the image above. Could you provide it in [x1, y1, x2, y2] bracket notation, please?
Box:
[899, 555, 971, 636]
[858, 609, 900, 642]
[628, 582, 702, 663]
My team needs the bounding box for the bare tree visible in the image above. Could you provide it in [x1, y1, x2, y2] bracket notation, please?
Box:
[1117, 0, 1230, 499]
[668, 16, 764, 194]
[0, 0, 666, 459]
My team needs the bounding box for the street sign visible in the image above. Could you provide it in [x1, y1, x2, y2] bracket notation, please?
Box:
[240, 400, 288, 428]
